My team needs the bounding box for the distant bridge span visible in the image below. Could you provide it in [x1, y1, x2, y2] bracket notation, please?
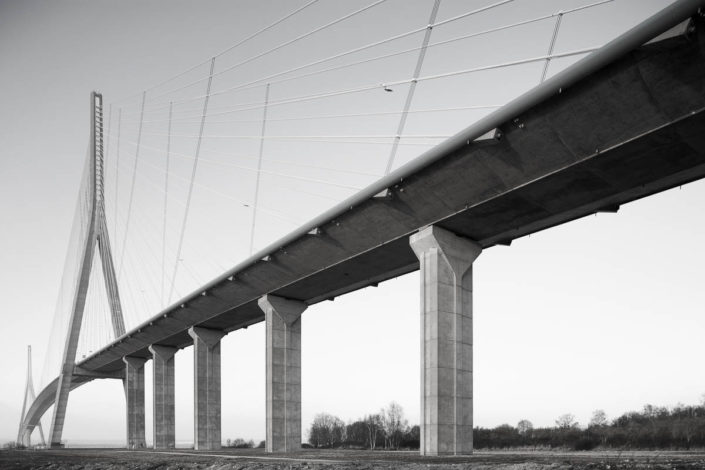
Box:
[21, 0, 705, 455]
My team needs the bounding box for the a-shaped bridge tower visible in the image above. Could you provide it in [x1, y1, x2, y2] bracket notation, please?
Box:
[16, 346, 45, 448]
[16, 92, 126, 448]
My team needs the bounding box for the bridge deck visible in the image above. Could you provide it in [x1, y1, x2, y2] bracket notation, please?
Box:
[77, 15, 705, 375]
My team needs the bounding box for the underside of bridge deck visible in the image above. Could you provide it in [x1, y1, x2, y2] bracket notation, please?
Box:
[77, 14, 705, 376]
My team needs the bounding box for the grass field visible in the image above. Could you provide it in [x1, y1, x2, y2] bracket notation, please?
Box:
[2, 448, 705, 470]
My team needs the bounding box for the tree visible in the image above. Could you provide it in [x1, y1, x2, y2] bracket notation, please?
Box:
[308, 413, 346, 448]
[588, 409, 609, 446]
[589, 410, 608, 428]
[346, 420, 368, 447]
[492, 424, 519, 447]
[555, 413, 578, 429]
[228, 438, 254, 448]
[401, 425, 420, 448]
[382, 402, 408, 449]
[363, 413, 383, 450]
[643, 404, 656, 418]
[517, 419, 533, 436]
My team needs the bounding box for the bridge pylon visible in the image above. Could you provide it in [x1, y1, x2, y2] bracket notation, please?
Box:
[16, 346, 45, 448]
[46, 92, 127, 448]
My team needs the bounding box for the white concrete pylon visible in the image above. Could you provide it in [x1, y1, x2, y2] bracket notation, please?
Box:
[188, 326, 225, 450]
[410, 225, 482, 456]
[149, 345, 177, 449]
[258, 294, 307, 453]
[123, 356, 147, 449]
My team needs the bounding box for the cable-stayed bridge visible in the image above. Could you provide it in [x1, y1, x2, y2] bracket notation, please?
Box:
[15, 0, 705, 455]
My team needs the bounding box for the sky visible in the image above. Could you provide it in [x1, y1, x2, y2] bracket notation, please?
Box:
[1, 0, 704, 447]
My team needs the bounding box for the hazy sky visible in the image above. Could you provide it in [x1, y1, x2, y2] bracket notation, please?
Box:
[2, 0, 704, 447]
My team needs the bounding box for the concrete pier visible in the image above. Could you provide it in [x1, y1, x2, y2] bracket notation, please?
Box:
[258, 295, 307, 453]
[410, 225, 482, 456]
[188, 326, 225, 450]
[123, 356, 147, 449]
[149, 345, 177, 449]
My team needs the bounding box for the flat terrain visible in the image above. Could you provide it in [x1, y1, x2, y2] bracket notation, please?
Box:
[2, 448, 705, 470]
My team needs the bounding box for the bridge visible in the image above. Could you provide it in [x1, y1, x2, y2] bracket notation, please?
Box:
[16, 0, 705, 456]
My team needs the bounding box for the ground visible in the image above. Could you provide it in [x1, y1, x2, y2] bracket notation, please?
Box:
[2, 449, 705, 470]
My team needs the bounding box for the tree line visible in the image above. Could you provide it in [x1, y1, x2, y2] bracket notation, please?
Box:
[477, 399, 705, 450]
[224, 438, 263, 448]
[309, 396, 705, 450]
[308, 402, 419, 449]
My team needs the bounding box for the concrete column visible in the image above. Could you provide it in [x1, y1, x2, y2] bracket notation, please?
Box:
[410, 225, 482, 456]
[149, 345, 177, 449]
[257, 294, 307, 453]
[123, 356, 147, 449]
[188, 326, 225, 450]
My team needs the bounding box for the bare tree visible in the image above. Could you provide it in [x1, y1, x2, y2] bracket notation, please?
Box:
[382, 402, 408, 449]
[346, 420, 368, 446]
[308, 413, 346, 448]
[643, 404, 655, 418]
[309, 415, 325, 448]
[589, 409, 608, 428]
[517, 419, 533, 436]
[555, 413, 578, 429]
[363, 413, 383, 450]
[588, 409, 608, 446]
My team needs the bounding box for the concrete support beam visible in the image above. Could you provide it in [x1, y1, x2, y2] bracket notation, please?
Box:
[258, 295, 307, 453]
[149, 345, 177, 449]
[410, 225, 482, 456]
[72, 366, 124, 379]
[123, 356, 147, 449]
[188, 326, 225, 450]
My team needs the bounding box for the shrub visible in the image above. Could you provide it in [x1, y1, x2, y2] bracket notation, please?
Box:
[226, 438, 254, 448]
[573, 437, 598, 451]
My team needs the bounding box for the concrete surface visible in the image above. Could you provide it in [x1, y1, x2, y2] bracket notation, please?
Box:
[149, 345, 177, 449]
[188, 326, 225, 450]
[258, 294, 307, 453]
[411, 225, 481, 456]
[123, 356, 147, 449]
